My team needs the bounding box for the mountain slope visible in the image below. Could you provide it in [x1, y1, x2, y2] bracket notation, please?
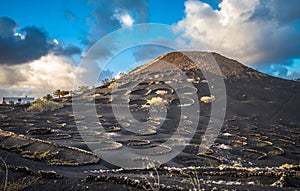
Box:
[119, 51, 300, 167]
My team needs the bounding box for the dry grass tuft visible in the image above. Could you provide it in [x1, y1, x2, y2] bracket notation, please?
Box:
[200, 95, 216, 103]
[147, 97, 168, 106]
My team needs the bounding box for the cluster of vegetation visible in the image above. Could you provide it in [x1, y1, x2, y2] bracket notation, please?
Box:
[53, 89, 70, 98]
[102, 78, 111, 86]
[179, 166, 201, 190]
[27, 99, 63, 112]
[142, 162, 202, 191]
[146, 97, 168, 107]
[142, 162, 160, 191]
[200, 95, 216, 103]
[26, 86, 89, 112]
[42, 94, 53, 101]
[108, 81, 116, 89]
[102, 78, 118, 89]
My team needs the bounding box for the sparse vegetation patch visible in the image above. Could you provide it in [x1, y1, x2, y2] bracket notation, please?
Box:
[146, 97, 168, 106]
[200, 95, 216, 103]
[27, 99, 63, 112]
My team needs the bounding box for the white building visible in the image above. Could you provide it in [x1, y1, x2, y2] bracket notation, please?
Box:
[2, 96, 35, 104]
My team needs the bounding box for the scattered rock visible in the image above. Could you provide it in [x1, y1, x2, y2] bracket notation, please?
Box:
[36, 170, 62, 179]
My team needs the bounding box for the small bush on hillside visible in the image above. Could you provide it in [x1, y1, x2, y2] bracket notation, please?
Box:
[43, 94, 53, 101]
[108, 81, 116, 89]
[200, 95, 216, 104]
[155, 90, 168, 96]
[27, 99, 63, 112]
[147, 97, 168, 106]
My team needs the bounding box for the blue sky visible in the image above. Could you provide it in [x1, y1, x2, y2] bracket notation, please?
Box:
[0, 0, 90, 49]
[0, 0, 300, 98]
[0, 0, 186, 49]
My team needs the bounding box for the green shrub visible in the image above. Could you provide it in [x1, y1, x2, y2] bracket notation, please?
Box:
[27, 99, 63, 112]
[43, 94, 53, 101]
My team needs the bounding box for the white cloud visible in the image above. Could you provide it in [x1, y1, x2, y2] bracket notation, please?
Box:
[176, 0, 300, 67]
[14, 32, 25, 40]
[287, 71, 300, 79]
[219, 0, 259, 25]
[53, 39, 59, 45]
[0, 54, 84, 99]
[113, 11, 134, 27]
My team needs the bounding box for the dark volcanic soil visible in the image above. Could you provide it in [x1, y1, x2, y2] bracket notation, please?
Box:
[0, 52, 299, 190]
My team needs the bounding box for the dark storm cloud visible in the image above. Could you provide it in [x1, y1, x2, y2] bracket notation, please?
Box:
[248, 0, 300, 79]
[0, 16, 17, 37]
[0, 16, 81, 65]
[54, 45, 82, 56]
[84, 0, 149, 45]
[0, 16, 50, 65]
[250, 0, 300, 25]
[255, 26, 300, 65]
[246, 0, 300, 65]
